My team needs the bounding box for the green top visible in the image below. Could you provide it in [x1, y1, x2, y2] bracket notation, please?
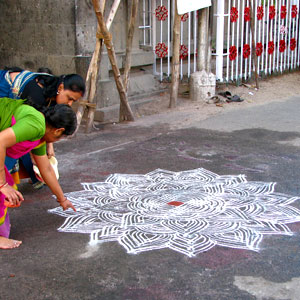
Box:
[0, 97, 46, 155]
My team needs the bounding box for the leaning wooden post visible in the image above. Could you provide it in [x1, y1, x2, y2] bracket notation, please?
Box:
[120, 0, 139, 120]
[85, 0, 122, 132]
[123, 0, 139, 92]
[76, 0, 106, 133]
[92, 0, 135, 121]
[169, 0, 181, 108]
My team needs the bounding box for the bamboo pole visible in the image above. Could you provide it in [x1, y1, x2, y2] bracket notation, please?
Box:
[86, 0, 122, 132]
[123, 0, 139, 92]
[106, 0, 121, 30]
[169, 0, 181, 108]
[92, 0, 135, 122]
[76, 0, 106, 133]
[120, 0, 139, 120]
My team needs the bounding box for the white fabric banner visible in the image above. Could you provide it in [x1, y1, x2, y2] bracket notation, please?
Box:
[177, 0, 212, 14]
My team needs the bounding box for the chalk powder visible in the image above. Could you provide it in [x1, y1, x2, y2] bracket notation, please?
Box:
[49, 168, 300, 257]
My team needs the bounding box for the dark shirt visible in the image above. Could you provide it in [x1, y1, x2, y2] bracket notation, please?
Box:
[20, 79, 46, 107]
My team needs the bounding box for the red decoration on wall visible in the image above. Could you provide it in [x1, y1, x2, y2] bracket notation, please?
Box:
[268, 41, 275, 55]
[180, 44, 188, 60]
[290, 38, 297, 51]
[230, 7, 239, 23]
[269, 6, 276, 20]
[281, 5, 287, 19]
[155, 5, 168, 21]
[181, 13, 189, 22]
[229, 45, 237, 61]
[244, 7, 251, 22]
[292, 5, 298, 18]
[257, 6, 264, 20]
[256, 42, 263, 56]
[155, 42, 168, 58]
[243, 44, 251, 59]
[279, 40, 286, 53]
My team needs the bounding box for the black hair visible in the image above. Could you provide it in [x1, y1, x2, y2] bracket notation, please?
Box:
[37, 67, 53, 75]
[4, 66, 24, 72]
[43, 104, 77, 136]
[36, 73, 86, 100]
[23, 99, 77, 135]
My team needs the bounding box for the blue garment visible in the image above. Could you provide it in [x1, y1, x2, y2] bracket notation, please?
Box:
[0, 69, 40, 99]
[0, 70, 12, 98]
[1, 69, 45, 185]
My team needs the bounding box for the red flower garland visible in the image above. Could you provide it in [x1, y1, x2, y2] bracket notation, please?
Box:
[243, 44, 251, 59]
[181, 13, 189, 22]
[268, 41, 275, 55]
[155, 5, 168, 21]
[229, 46, 237, 61]
[256, 42, 263, 56]
[279, 40, 286, 53]
[290, 38, 297, 51]
[155, 43, 168, 58]
[244, 7, 251, 22]
[230, 7, 239, 23]
[281, 5, 287, 19]
[180, 44, 188, 60]
[257, 6, 264, 20]
[292, 5, 298, 18]
[269, 6, 276, 20]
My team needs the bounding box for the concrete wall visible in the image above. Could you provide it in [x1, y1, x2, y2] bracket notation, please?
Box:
[75, 0, 155, 108]
[0, 0, 77, 74]
[0, 0, 156, 111]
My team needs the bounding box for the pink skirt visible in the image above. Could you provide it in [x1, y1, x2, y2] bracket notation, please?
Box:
[0, 166, 15, 238]
[0, 211, 10, 238]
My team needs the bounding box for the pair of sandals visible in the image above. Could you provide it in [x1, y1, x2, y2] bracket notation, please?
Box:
[218, 91, 243, 103]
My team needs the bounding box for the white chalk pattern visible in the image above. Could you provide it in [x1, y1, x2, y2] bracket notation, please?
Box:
[48, 168, 300, 257]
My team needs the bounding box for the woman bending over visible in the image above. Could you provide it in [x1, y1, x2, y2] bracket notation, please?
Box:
[0, 97, 77, 250]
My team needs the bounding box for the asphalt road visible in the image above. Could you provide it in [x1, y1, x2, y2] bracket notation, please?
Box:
[1, 96, 300, 300]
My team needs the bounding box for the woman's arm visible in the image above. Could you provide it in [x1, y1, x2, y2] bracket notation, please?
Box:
[46, 143, 55, 158]
[32, 153, 76, 211]
[0, 128, 24, 206]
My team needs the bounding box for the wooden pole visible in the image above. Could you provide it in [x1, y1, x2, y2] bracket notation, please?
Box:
[78, 0, 124, 133]
[169, 0, 181, 108]
[92, 0, 135, 122]
[249, 0, 259, 89]
[86, 0, 122, 132]
[85, 34, 104, 133]
[120, 0, 139, 121]
[76, 0, 106, 133]
[123, 0, 139, 92]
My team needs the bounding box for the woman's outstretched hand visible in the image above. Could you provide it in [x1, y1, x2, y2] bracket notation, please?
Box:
[57, 197, 76, 212]
[1, 185, 24, 207]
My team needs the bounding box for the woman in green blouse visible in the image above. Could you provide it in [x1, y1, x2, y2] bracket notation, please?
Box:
[0, 97, 77, 249]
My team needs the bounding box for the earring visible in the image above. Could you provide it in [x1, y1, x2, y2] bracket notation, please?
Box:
[57, 91, 60, 95]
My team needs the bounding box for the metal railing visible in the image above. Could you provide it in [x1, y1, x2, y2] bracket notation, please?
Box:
[139, 0, 300, 84]
[215, 0, 300, 83]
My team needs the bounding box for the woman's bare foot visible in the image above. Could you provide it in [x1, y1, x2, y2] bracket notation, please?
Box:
[0, 236, 22, 249]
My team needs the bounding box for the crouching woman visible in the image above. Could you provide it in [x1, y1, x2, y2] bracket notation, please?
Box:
[0, 97, 77, 249]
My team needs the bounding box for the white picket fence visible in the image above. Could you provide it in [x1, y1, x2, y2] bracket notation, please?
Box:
[139, 0, 300, 83]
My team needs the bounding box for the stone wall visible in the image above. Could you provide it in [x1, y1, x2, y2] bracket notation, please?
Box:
[0, 0, 77, 74]
[0, 0, 156, 112]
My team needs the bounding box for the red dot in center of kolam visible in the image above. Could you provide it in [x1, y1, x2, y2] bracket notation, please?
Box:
[167, 201, 184, 206]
